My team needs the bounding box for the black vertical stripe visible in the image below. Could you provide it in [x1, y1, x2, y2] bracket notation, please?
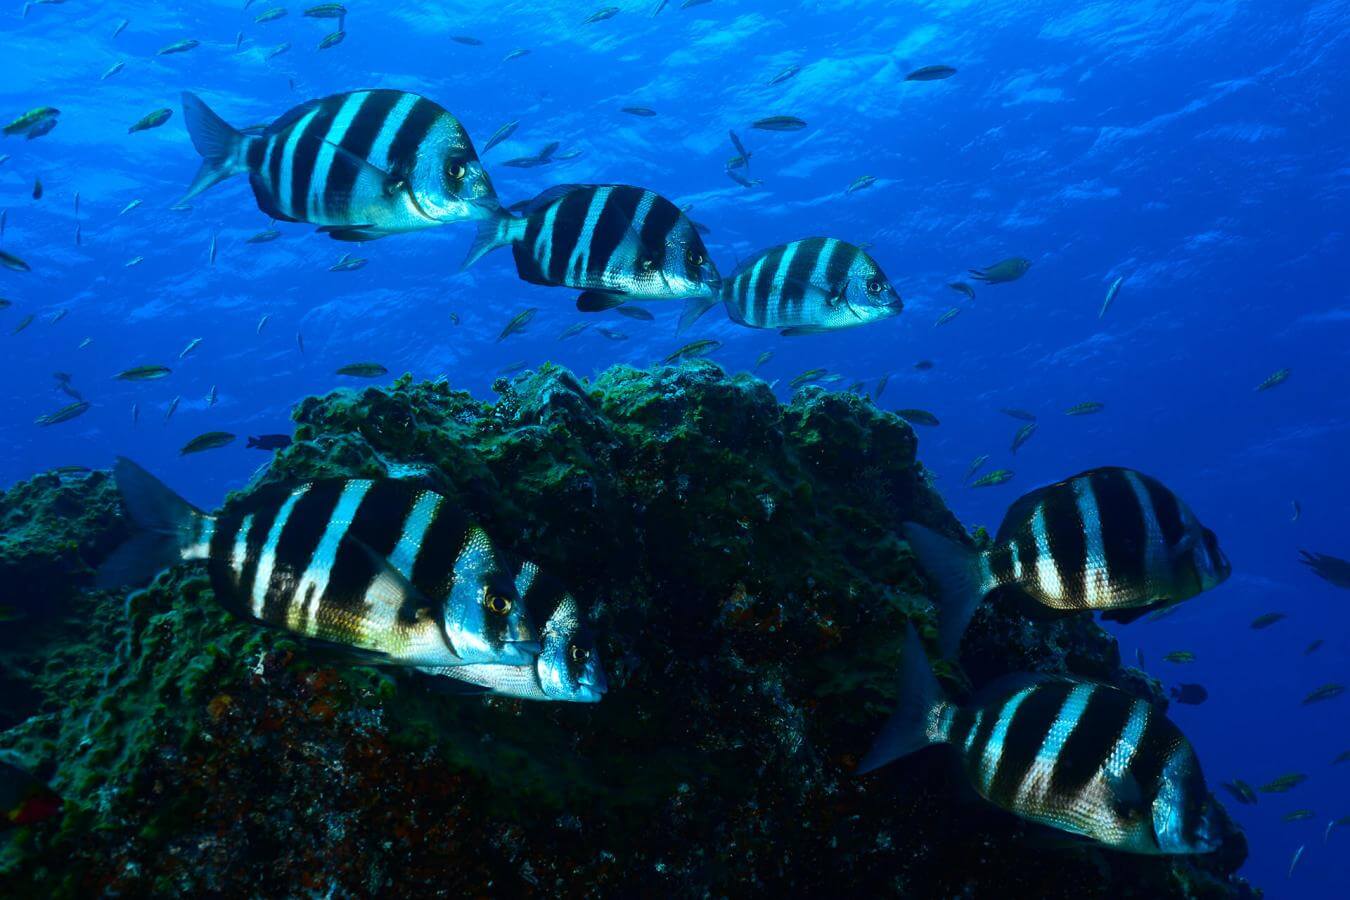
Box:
[987, 544, 1016, 585]
[586, 186, 642, 278]
[237, 507, 280, 612]
[753, 247, 784, 326]
[1047, 686, 1126, 799]
[1123, 704, 1180, 816]
[512, 209, 549, 285]
[411, 502, 473, 601]
[262, 482, 345, 625]
[735, 259, 753, 316]
[323, 531, 382, 618]
[266, 135, 285, 203]
[547, 188, 594, 284]
[346, 481, 416, 560]
[988, 684, 1070, 807]
[1140, 473, 1186, 548]
[782, 238, 822, 323]
[637, 194, 680, 276]
[290, 102, 341, 223]
[387, 97, 441, 175]
[209, 512, 239, 573]
[962, 703, 1000, 781]
[245, 138, 265, 171]
[323, 91, 398, 212]
[823, 239, 853, 293]
[1042, 484, 1088, 607]
[1092, 468, 1148, 592]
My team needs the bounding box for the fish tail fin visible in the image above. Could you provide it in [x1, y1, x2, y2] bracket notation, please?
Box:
[179, 92, 249, 203]
[97, 458, 212, 589]
[857, 624, 949, 774]
[901, 523, 989, 659]
[461, 211, 524, 271]
[677, 294, 721, 334]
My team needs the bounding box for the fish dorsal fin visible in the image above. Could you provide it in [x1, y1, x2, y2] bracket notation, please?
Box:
[994, 481, 1072, 544]
[519, 184, 587, 216]
[263, 100, 323, 136]
[969, 672, 1066, 708]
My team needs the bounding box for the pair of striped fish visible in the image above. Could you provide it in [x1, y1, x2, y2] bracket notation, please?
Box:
[679, 237, 904, 335]
[180, 90, 499, 241]
[901, 467, 1231, 657]
[860, 626, 1223, 855]
[99, 459, 606, 703]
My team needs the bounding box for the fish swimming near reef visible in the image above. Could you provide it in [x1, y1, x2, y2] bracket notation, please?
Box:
[679, 237, 901, 335]
[178, 90, 499, 239]
[247, 434, 292, 451]
[1171, 683, 1208, 705]
[859, 626, 1224, 855]
[902, 467, 1231, 656]
[463, 184, 720, 311]
[99, 459, 544, 669]
[969, 257, 1031, 284]
[420, 561, 606, 703]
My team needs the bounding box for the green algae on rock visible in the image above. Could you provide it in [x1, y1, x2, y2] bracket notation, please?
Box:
[0, 362, 1252, 897]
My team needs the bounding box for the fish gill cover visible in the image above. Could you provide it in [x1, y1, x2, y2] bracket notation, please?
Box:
[0, 0, 1347, 897]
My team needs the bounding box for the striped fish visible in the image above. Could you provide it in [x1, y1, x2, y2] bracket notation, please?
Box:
[178, 90, 498, 241]
[860, 626, 1223, 855]
[462, 184, 720, 311]
[99, 459, 540, 668]
[903, 467, 1230, 657]
[679, 237, 902, 335]
[420, 561, 608, 703]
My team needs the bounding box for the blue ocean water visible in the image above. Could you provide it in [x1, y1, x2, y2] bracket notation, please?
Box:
[2, 1, 1347, 894]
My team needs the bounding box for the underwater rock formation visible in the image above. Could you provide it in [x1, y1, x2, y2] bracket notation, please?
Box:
[0, 363, 1253, 897]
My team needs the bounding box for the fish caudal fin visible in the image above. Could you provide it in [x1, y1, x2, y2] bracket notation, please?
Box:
[677, 295, 721, 334]
[461, 211, 523, 271]
[857, 624, 947, 774]
[97, 458, 211, 589]
[901, 522, 987, 659]
[179, 92, 249, 204]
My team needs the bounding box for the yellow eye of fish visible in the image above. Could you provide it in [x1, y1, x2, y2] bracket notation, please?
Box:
[867, 279, 884, 294]
[446, 160, 467, 181]
[484, 591, 513, 615]
[569, 645, 591, 664]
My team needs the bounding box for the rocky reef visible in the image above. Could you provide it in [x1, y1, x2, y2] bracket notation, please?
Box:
[0, 362, 1254, 897]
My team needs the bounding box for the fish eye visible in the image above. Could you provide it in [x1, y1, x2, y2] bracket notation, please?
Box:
[641, 258, 656, 271]
[569, 644, 591, 664]
[446, 159, 468, 181]
[687, 250, 705, 267]
[867, 279, 885, 295]
[484, 589, 513, 615]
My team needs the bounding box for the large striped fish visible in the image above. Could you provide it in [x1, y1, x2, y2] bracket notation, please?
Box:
[678, 237, 902, 335]
[859, 626, 1223, 856]
[903, 467, 1230, 657]
[462, 184, 720, 311]
[420, 561, 607, 703]
[178, 90, 498, 241]
[99, 459, 540, 668]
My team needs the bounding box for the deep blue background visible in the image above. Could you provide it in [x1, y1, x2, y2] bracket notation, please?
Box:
[2, 2, 1346, 895]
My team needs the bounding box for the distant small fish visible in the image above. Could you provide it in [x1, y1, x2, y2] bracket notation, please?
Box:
[179, 337, 203, 359]
[846, 175, 877, 194]
[969, 257, 1031, 284]
[1100, 275, 1125, 319]
[181, 432, 236, 455]
[336, 362, 387, 378]
[246, 229, 281, 244]
[102, 61, 125, 80]
[317, 30, 345, 50]
[1291, 500, 1301, 522]
[255, 8, 288, 23]
[1302, 683, 1344, 705]
[113, 18, 128, 38]
[1289, 844, 1304, 879]
[497, 308, 538, 342]
[1329, 818, 1350, 842]
[483, 120, 519, 154]
[1222, 780, 1257, 805]
[934, 307, 961, 327]
[1163, 651, 1195, 664]
[1135, 648, 1144, 668]
[209, 232, 218, 266]
[12, 314, 34, 335]
[296, 332, 305, 354]
[790, 368, 827, 388]
[1256, 368, 1291, 392]
[265, 42, 292, 61]
[1066, 401, 1105, 416]
[451, 35, 483, 45]
[615, 305, 655, 321]
[35, 400, 91, 427]
[905, 65, 957, 81]
[497, 360, 528, 375]
[1000, 408, 1036, 422]
[128, 109, 173, 133]
[163, 395, 180, 423]
[33, 178, 43, 200]
[622, 107, 657, 117]
[125, 256, 144, 268]
[584, 7, 621, 23]
[120, 199, 142, 215]
[502, 48, 530, 62]
[329, 254, 367, 272]
[256, 314, 270, 335]
[728, 131, 751, 172]
[663, 339, 720, 364]
[78, 338, 92, 349]
[947, 282, 975, 301]
[1284, 810, 1316, 822]
[897, 409, 940, 427]
[1010, 422, 1037, 454]
[132, 402, 139, 425]
[247, 434, 292, 451]
[1170, 683, 1208, 705]
[914, 360, 934, 371]
[753, 115, 807, 132]
[875, 372, 890, 400]
[558, 322, 590, 340]
[1305, 639, 1323, 655]
[158, 38, 199, 55]
[754, 350, 773, 370]
[1260, 773, 1308, 794]
[1335, 750, 1350, 766]
[303, 3, 347, 18]
[1250, 612, 1286, 629]
[768, 64, 801, 86]
[4, 107, 60, 138]
[963, 454, 990, 484]
[50, 308, 68, 324]
[597, 327, 629, 341]
[207, 385, 217, 407]
[115, 365, 171, 381]
[0, 250, 31, 272]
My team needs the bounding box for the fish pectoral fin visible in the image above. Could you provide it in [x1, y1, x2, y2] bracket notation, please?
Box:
[576, 291, 626, 312]
[317, 225, 388, 242]
[412, 672, 494, 696]
[1100, 600, 1173, 625]
[341, 533, 439, 626]
[1104, 769, 1146, 818]
[518, 183, 587, 216]
[295, 636, 398, 668]
[779, 325, 832, 336]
